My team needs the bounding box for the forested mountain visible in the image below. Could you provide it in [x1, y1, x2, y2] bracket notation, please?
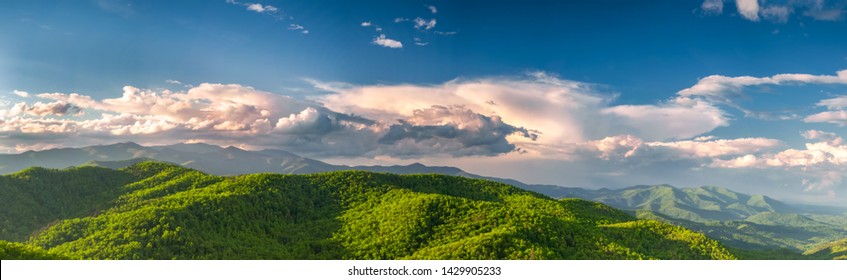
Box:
[2, 143, 845, 258]
[0, 142, 341, 175]
[0, 162, 734, 260]
[561, 185, 797, 222]
[548, 185, 847, 252]
[804, 238, 847, 260]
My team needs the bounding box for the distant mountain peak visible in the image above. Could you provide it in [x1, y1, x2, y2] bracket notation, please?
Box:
[222, 146, 245, 152]
[104, 142, 143, 148]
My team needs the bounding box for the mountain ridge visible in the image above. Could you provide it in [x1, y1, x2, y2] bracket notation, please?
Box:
[0, 162, 735, 260]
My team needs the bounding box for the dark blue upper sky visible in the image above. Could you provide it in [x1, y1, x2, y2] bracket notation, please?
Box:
[2, 0, 845, 99]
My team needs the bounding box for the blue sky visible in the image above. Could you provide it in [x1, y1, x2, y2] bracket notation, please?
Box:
[1, 0, 847, 205]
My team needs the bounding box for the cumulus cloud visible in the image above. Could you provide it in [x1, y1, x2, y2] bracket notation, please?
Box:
[427, 5, 438, 14]
[414, 17, 437, 30]
[377, 105, 537, 157]
[4, 82, 545, 158]
[361, 21, 372, 27]
[702, 131, 847, 195]
[5, 101, 83, 117]
[372, 34, 403, 48]
[712, 137, 846, 170]
[575, 135, 782, 162]
[394, 17, 410, 23]
[227, 0, 286, 21]
[313, 73, 730, 156]
[736, 0, 760, 21]
[805, 95, 847, 126]
[246, 3, 278, 14]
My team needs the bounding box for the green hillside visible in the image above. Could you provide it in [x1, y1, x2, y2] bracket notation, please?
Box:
[805, 238, 847, 260]
[0, 240, 67, 260]
[555, 184, 847, 253]
[0, 166, 140, 241]
[635, 210, 846, 254]
[0, 162, 734, 260]
[586, 185, 796, 222]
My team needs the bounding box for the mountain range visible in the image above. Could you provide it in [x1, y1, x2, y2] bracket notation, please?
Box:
[1, 142, 845, 257]
[0, 162, 735, 260]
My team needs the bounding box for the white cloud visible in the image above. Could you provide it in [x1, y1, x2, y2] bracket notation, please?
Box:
[361, 21, 372, 27]
[372, 34, 403, 48]
[601, 97, 729, 140]
[736, 0, 761, 21]
[712, 136, 847, 169]
[427, 5, 438, 14]
[394, 17, 409, 23]
[414, 17, 437, 30]
[817, 95, 847, 109]
[246, 3, 278, 14]
[761, 5, 791, 23]
[678, 69, 847, 101]
[5, 101, 83, 117]
[13, 90, 29, 98]
[288, 24, 309, 33]
[576, 135, 782, 161]
[802, 130, 839, 141]
[414, 37, 428, 46]
[805, 95, 847, 126]
[703, 0, 843, 22]
[677, 69, 847, 126]
[5, 83, 541, 158]
[701, 0, 724, 14]
[805, 110, 847, 126]
[165, 79, 182, 85]
[312, 73, 729, 156]
[647, 137, 782, 158]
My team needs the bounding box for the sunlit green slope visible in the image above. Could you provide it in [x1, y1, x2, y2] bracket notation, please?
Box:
[1, 162, 734, 260]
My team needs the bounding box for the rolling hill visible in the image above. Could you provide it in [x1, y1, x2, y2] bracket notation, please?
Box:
[804, 238, 847, 260]
[2, 142, 845, 257]
[0, 162, 734, 260]
[552, 185, 847, 252]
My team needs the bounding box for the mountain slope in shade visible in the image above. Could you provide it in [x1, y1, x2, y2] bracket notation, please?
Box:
[2, 162, 734, 260]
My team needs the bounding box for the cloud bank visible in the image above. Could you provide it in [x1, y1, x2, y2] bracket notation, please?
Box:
[4, 69, 847, 203]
